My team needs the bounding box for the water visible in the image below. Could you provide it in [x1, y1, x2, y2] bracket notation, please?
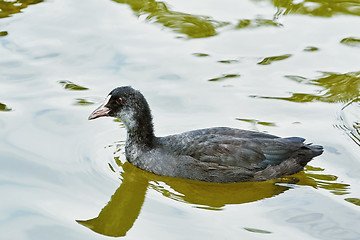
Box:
[0, 0, 360, 239]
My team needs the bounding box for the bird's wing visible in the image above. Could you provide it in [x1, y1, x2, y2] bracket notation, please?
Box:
[161, 132, 306, 169]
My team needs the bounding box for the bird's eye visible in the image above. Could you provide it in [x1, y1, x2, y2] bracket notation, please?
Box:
[116, 98, 123, 104]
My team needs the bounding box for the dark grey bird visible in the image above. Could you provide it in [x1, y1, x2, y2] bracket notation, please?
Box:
[89, 86, 323, 183]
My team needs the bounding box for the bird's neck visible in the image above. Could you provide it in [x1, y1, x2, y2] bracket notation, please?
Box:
[123, 109, 155, 148]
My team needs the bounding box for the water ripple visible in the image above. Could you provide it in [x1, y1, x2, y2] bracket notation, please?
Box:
[337, 98, 360, 146]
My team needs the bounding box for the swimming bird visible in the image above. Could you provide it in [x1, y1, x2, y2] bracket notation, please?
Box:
[89, 86, 323, 183]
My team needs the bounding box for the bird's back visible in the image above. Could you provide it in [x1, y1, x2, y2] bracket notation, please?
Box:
[152, 127, 323, 182]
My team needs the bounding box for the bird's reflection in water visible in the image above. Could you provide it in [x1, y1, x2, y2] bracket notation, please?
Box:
[77, 160, 349, 237]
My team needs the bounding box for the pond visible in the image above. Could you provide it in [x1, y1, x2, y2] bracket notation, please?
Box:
[1, 0, 360, 239]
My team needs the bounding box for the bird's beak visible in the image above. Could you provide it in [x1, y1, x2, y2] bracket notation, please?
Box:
[88, 104, 111, 120]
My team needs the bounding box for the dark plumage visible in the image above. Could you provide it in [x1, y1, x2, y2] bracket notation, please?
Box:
[89, 86, 323, 183]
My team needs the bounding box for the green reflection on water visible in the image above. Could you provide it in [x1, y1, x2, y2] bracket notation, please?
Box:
[208, 73, 240, 82]
[218, 59, 239, 64]
[77, 163, 148, 237]
[272, 0, 360, 17]
[236, 18, 282, 29]
[77, 161, 291, 237]
[58, 80, 89, 91]
[110, 0, 359, 39]
[77, 152, 355, 237]
[236, 118, 276, 131]
[257, 54, 292, 65]
[0, 102, 12, 111]
[111, 0, 228, 38]
[192, 53, 210, 57]
[341, 37, 360, 48]
[345, 198, 360, 206]
[300, 166, 351, 195]
[73, 98, 95, 106]
[244, 227, 272, 234]
[0, 0, 44, 18]
[303, 46, 320, 52]
[252, 71, 360, 103]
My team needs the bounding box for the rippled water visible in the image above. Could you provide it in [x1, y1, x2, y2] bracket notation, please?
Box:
[1, 0, 360, 239]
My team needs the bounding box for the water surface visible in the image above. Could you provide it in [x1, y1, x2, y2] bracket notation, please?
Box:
[1, 0, 360, 239]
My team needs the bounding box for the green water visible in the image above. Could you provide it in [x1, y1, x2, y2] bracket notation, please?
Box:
[0, 0, 360, 239]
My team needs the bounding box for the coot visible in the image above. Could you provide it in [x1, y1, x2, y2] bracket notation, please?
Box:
[89, 86, 323, 183]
